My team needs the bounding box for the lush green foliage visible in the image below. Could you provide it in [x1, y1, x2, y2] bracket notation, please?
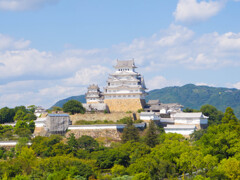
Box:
[121, 120, 140, 143]
[144, 120, 159, 147]
[63, 100, 86, 115]
[0, 106, 240, 179]
[0, 106, 37, 124]
[200, 104, 224, 125]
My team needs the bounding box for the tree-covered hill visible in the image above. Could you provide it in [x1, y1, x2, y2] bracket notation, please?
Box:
[51, 95, 86, 109]
[146, 84, 240, 118]
[51, 84, 240, 117]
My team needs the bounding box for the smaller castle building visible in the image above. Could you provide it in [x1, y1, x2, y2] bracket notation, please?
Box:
[85, 84, 103, 104]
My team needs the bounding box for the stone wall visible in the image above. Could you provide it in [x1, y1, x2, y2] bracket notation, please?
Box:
[34, 127, 48, 136]
[70, 112, 135, 124]
[66, 129, 122, 141]
[104, 99, 145, 112]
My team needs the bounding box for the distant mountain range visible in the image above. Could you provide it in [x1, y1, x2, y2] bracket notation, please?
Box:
[51, 84, 240, 118]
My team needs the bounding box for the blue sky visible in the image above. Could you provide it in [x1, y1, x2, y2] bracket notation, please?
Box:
[0, 0, 240, 108]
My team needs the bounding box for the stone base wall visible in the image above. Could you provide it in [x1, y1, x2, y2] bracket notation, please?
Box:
[70, 112, 135, 124]
[66, 129, 122, 141]
[104, 99, 145, 112]
[34, 127, 47, 136]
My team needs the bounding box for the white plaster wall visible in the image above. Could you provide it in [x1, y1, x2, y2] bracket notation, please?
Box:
[164, 129, 195, 135]
[160, 109, 167, 114]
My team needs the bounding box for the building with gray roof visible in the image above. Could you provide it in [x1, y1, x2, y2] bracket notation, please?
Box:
[85, 84, 104, 104]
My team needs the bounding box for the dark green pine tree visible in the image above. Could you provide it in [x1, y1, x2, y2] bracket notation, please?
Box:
[121, 119, 139, 143]
[222, 107, 239, 125]
[67, 133, 78, 152]
[144, 120, 159, 148]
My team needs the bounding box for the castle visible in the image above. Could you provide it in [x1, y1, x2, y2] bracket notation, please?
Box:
[83, 59, 208, 137]
[33, 59, 208, 138]
[86, 60, 147, 112]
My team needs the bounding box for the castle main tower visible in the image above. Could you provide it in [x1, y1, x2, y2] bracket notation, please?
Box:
[103, 60, 147, 112]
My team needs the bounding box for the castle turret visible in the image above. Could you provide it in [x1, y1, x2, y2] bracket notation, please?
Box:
[85, 84, 103, 104]
[103, 60, 147, 112]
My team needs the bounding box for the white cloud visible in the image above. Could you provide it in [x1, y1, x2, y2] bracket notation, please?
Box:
[0, 34, 30, 50]
[1, 25, 240, 108]
[146, 76, 182, 90]
[195, 82, 215, 87]
[0, 79, 87, 108]
[232, 82, 240, 89]
[156, 24, 194, 46]
[0, 0, 60, 11]
[64, 65, 111, 86]
[174, 0, 225, 23]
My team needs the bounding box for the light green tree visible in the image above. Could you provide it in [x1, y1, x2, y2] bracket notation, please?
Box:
[217, 158, 240, 180]
[222, 107, 239, 125]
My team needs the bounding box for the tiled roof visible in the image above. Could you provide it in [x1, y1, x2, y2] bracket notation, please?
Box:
[88, 84, 99, 89]
[171, 112, 208, 118]
[48, 114, 69, 117]
[114, 60, 136, 68]
[147, 100, 160, 105]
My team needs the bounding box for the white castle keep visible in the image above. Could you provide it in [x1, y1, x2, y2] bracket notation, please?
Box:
[103, 60, 147, 100]
[85, 60, 147, 112]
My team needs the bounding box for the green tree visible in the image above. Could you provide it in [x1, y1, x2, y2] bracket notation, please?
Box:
[111, 164, 126, 177]
[63, 100, 85, 115]
[14, 106, 27, 114]
[96, 149, 130, 169]
[17, 147, 36, 175]
[14, 110, 26, 121]
[190, 129, 207, 141]
[177, 149, 204, 174]
[27, 105, 37, 114]
[77, 135, 99, 151]
[121, 120, 139, 143]
[200, 104, 224, 125]
[28, 121, 35, 133]
[183, 108, 200, 112]
[217, 158, 240, 180]
[144, 120, 159, 147]
[15, 137, 29, 152]
[0, 107, 15, 123]
[52, 106, 63, 111]
[222, 107, 239, 125]
[132, 172, 151, 180]
[23, 113, 37, 121]
[198, 123, 240, 160]
[67, 133, 78, 152]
